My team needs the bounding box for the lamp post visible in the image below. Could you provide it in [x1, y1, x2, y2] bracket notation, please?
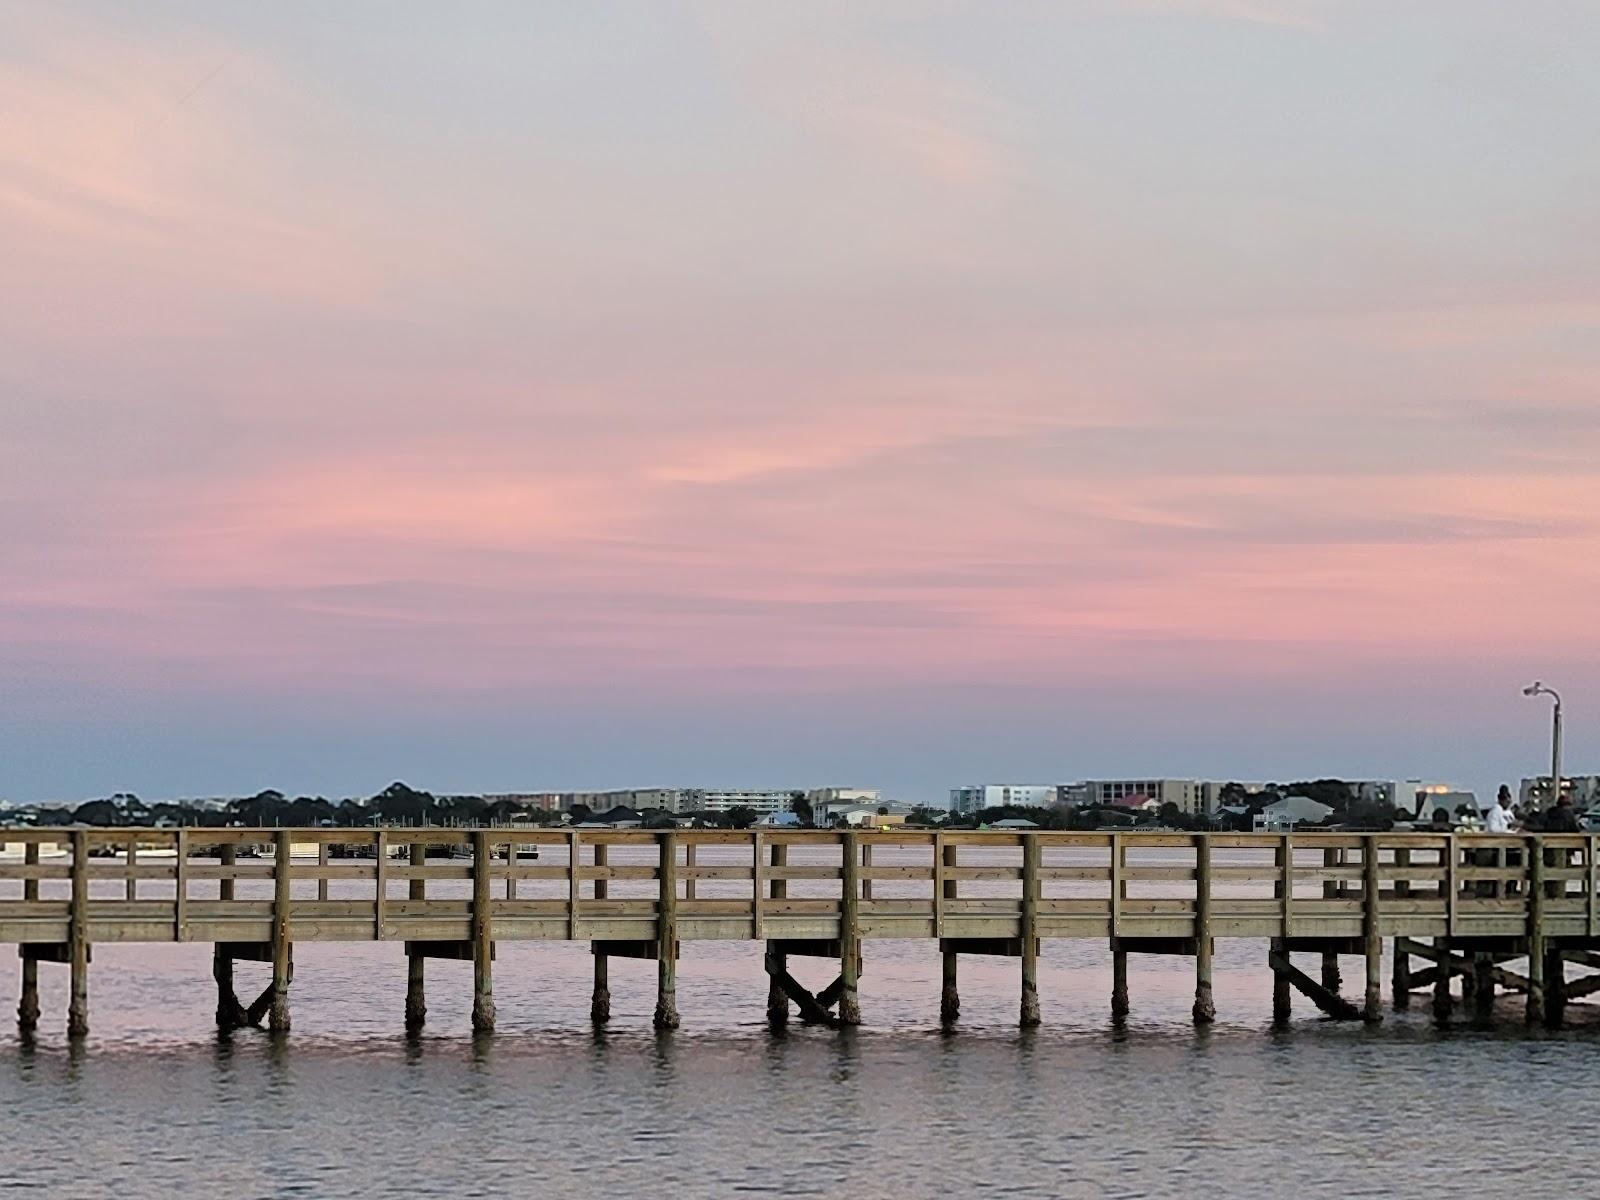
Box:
[1523, 682, 1563, 811]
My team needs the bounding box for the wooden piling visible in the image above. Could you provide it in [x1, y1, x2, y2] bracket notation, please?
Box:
[766, 841, 787, 1027]
[939, 838, 959, 1024]
[18, 950, 39, 1033]
[405, 842, 426, 1032]
[940, 949, 959, 1026]
[1020, 834, 1041, 1027]
[1525, 836, 1545, 1025]
[1363, 838, 1382, 1022]
[591, 842, 610, 1024]
[1432, 937, 1453, 1022]
[213, 946, 246, 1030]
[1544, 945, 1565, 1028]
[1271, 938, 1291, 1022]
[1111, 835, 1129, 1020]
[838, 831, 862, 1026]
[1472, 952, 1495, 1020]
[654, 830, 679, 1030]
[18, 844, 40, 1031]
[1193, 835, 1215, 1024]
[471, 829, 495, 1032]
[269, 829, 292, 1032]
[68, 829, 89, 1038]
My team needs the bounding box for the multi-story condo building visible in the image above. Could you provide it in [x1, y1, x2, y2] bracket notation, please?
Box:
[693, 790, 797, 817]
[1077, 779, 1204, 814]
[1520, 775, 1600, 811]
[949, 785, 1054, 814]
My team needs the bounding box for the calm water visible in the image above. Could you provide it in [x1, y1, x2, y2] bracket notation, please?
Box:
[3, 935, 1599, 1199]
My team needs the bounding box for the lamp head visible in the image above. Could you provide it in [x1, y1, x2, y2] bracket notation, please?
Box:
[1524, 682, 1544, 697]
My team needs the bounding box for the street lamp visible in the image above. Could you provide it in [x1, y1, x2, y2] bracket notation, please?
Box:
[1523, 681, 1563, 811]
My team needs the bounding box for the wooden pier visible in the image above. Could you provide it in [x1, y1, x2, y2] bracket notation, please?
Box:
[2, 828, 1596, 1037]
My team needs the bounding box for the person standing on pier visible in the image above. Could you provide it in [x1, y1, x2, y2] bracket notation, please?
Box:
[1484, 786, 1517, 834]
[1544, 795, 1581, 833]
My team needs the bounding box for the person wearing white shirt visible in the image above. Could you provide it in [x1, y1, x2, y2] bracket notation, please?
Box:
[1484, 786, 1516, 833]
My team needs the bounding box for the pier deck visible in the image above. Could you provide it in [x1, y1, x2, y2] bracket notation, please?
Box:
[2, 828, 1593, 1035]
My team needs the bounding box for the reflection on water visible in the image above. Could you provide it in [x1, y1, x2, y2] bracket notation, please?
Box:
[3, 939, 1600, 1198]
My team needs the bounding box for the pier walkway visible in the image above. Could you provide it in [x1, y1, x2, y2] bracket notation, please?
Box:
[2, 828, 1594, 1036]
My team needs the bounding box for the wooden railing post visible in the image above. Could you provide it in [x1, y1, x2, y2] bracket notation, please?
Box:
[1526, 834, 1545, 1025]
[374, 829, 388, 939]
[1020, 834, 1040, 1026]
[18, 843, 40, 1031]
[939, 835, 958, 1024]
[270, 829, 292, 1032]
[1271, 836, 1290, 1023]
[1111, 833, 1128, 1020]
[751, 830, 765, 941]
[68, 830, 89, 1038]
[472, 829, 495, 1032]
[1193, 834, 1214, 1024]
[766, 838, 788, 1028]
[1363, 834, 1382, 1023]
[567, 828, 581, 942]
[592, 840, 610, 1024]
[654, 830, 680, 1030]
[174, 828, 189, 943]
[405, 840, 426, 1033]
[839, 830, 861, 1025]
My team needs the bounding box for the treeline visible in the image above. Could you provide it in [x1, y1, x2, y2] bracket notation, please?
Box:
[14, 782, 555, 829]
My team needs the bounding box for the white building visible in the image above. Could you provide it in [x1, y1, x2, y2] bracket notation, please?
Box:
[1388, 780, 1468, 820]
[561, 788, 699, 814]
[1253, 795, 1334, 831]
[694, 790, 796, 817]
[807, 787, 880, 808]
[949, 785, 1054, 814]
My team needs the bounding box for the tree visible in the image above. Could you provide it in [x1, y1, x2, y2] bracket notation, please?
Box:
[725, 806, 760, 830]
[568, 803, 594, 824]
[790, 792, 813, 826]
[370, 782, 432, 824]
[73, 798, 123, 826]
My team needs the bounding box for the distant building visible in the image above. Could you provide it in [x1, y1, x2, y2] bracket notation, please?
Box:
[1077, 780, 1204, 815]
[1383, 781, 1465, 819]
[949, 785, 1054, 814]
[1414, 791, 1483, 821]
[482, 792, 562, 812]
[560, 788, 700, 815]
[1521, 775, 1600, 812]
[694, 790, 796, 817]
[1198, 782, 1269, 815]
[1253, 795, 1334, 831]
[806, 787, 880, 808]
[829, 804, 908, 828]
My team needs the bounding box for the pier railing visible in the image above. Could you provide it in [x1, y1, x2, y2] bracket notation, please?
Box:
[4, 828, 1594, 1036]
[1, 828, 1594, 946]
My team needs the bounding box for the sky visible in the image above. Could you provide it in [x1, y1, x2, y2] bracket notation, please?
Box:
[2, 1, 1598, 806]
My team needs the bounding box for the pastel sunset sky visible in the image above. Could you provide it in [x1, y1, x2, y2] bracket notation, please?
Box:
[3, 2, 1597, 804]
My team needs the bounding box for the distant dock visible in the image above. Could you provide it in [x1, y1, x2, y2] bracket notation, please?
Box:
[0, 828, 1592, 1037]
